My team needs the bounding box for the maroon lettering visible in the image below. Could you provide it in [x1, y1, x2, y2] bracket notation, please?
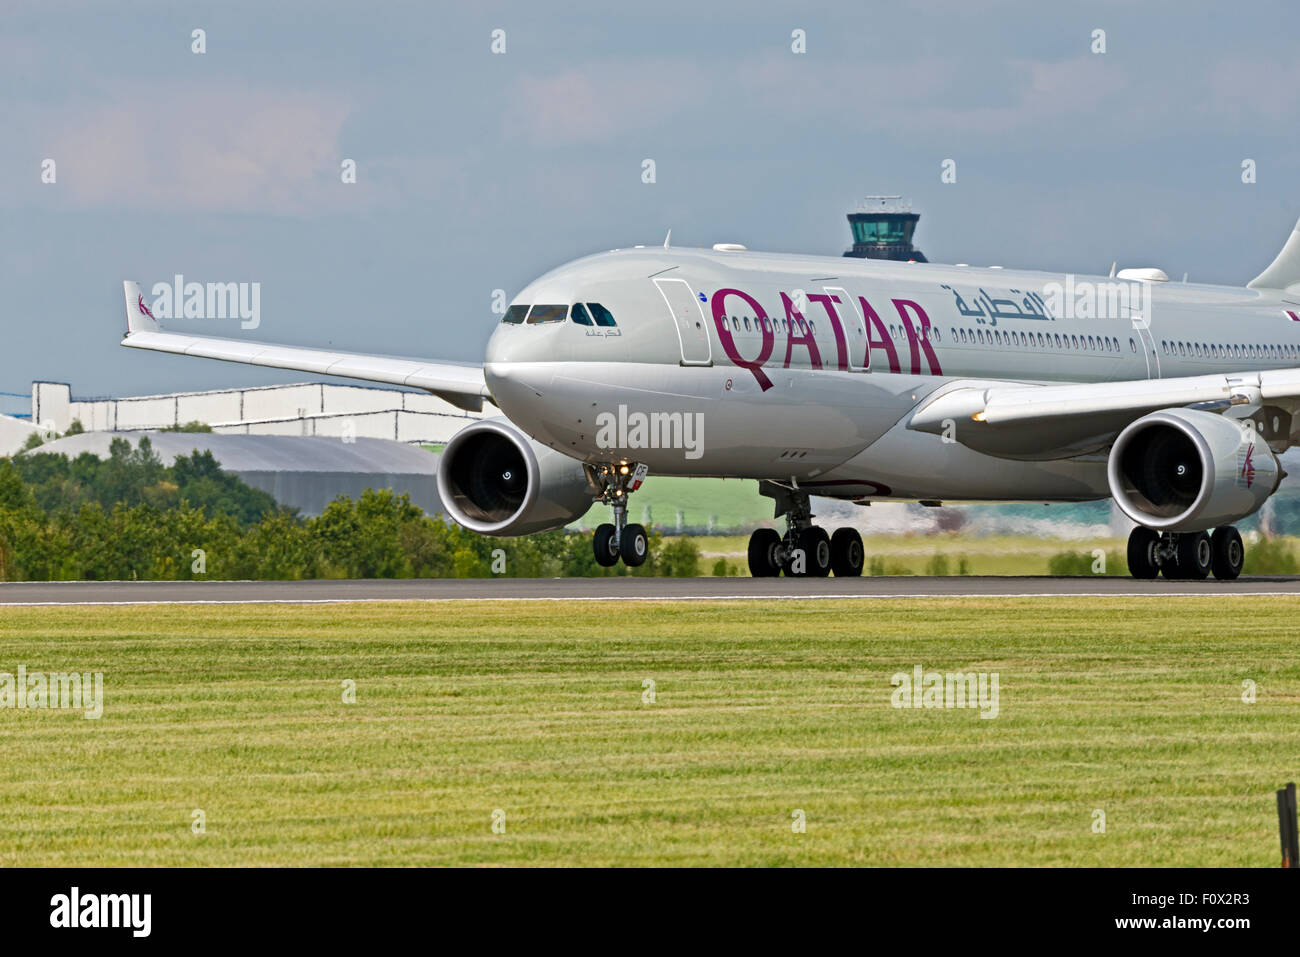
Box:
[892, 299, 943, 375]
[712, 288, 775, 390]
[806, 294, 850, 370]
[859, 296, 900, 374]
[779, 292, 823, 370]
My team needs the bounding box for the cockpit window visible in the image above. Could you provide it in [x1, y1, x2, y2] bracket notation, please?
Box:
[526, 304, 567, 324]
[587, 302, 617, 327]
[570, 303, 593, 326]
[503, 304, 529, 324]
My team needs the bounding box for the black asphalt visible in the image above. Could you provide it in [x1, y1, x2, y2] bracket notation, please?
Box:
[2, 576, 1299, 604]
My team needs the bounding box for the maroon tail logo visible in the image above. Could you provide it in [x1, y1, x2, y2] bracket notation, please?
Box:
[137, 295, 155, 320]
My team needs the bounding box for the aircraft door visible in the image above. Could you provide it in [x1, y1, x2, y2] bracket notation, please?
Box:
[823, 286, 870, 371]
[1131, 320, 1161, 379]
[653, 277, 712, 366]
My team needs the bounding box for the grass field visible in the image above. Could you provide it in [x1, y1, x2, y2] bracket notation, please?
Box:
[1, 597, 1297, 866]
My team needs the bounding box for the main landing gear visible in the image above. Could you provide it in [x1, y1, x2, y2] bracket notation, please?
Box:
[591, 463, 649, 568]
[746, 484, 864, 578]
[1127, 525, 1244, 581]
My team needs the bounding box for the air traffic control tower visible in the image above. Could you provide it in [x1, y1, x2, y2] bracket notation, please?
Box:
[843, 195, 927, 262]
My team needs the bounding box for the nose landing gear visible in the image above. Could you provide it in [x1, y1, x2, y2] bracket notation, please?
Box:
[591, 463, 649, 568]
[1127, 525, 1244, 580]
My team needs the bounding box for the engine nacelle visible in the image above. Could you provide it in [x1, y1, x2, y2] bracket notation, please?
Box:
[436, 418, 596, 536]
[1107, 408, 1281, 532]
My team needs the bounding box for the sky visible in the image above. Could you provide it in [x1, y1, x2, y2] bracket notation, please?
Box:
[2, 0, 1298, 408]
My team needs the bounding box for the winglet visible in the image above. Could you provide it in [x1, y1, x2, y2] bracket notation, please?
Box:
[1247, 216, 1300, 293]
[123, 281, 159, 335]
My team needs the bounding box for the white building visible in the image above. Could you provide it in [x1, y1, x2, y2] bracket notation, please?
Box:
[31, 380, 484, 445]
[0, 414, 43, 456]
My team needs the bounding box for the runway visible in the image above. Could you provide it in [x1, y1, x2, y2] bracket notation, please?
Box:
[3, 576, 1300, 605]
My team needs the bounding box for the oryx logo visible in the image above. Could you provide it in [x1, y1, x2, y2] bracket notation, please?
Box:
[1240, 442, 1256, 488]
[136, 295, 154, 320]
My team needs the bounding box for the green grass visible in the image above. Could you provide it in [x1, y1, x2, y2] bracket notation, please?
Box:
[1, 598, 1296, 866]
[572, 477, 770, 531]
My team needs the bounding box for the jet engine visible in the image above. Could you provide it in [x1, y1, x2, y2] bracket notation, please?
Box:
[436, 418, 597, 536]
[1107, 408, 1281, 532]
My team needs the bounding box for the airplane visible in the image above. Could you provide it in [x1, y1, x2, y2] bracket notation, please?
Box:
[118, 215, 1300, 581]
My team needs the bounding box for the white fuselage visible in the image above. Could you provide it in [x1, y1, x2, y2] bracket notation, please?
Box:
[483, 247, 1300, 503]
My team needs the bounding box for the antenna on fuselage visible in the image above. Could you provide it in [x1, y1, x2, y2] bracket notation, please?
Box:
[664, 229, 672, 249]
[1109, 262, 1117, 278]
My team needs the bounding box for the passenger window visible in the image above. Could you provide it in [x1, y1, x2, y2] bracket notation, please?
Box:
[526, 304, 567, 324]
[503, 304, 529, 324]
[570, 303, 593, 325]
[587, 302, 617, 327]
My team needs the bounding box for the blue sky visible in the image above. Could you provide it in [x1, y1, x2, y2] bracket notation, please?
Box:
[3, 0, 1298, 402]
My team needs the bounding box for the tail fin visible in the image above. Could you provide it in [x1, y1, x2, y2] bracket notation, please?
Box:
[122, 280, 159, 335]
[1248, 217, 1300, 294]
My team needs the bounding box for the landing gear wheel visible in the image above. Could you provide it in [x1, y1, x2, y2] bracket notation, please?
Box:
[1211, 526, 1244, 581]
[830, 527, 864, 577]
[620, 523, 648, 567]
[1127, 527, 1160, 579]
[593, 523, 620, 567]
[747, 528, 782, 577]
[1173, 531, 1212, 581]
[796, 526, 832, 577]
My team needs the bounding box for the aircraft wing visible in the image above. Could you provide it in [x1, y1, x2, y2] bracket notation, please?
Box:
[119, 281, 492, 412]
[908, 368, 1300, 458]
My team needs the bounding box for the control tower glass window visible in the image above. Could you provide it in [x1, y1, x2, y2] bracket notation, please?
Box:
[851, 219, 913, 244]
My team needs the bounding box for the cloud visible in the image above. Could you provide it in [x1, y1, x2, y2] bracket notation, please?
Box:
[508, 63, 706, 147]
[1203, 57, 1300, 124]
[507, 54, 1134, 151]
[42, 82, 356, 214]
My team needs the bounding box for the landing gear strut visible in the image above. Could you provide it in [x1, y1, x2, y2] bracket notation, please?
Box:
[591, 463, 648, 568]
[746, 482, 865, 578]
[1127, 525, 1244, 581]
